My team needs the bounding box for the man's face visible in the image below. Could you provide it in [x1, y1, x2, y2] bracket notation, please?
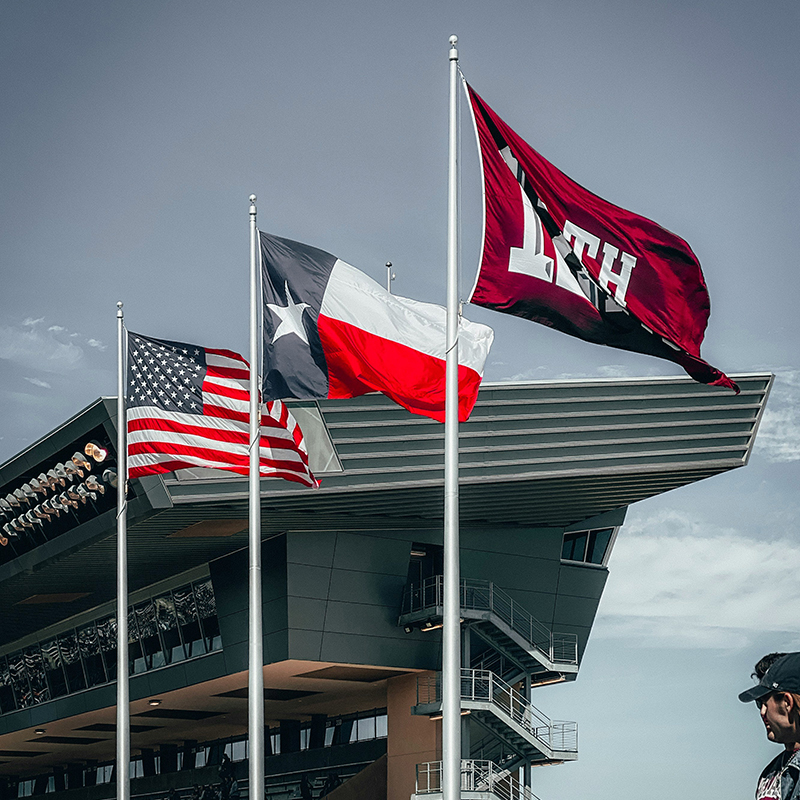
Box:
[759, 693, 799, 747]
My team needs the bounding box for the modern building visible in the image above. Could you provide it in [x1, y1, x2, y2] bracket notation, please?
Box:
[0, 374, 772, 800]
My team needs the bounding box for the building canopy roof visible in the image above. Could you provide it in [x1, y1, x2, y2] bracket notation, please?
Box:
[0, 373, 772, 647]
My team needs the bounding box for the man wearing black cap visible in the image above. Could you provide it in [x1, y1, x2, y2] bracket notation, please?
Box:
[740, 652, 800, 799]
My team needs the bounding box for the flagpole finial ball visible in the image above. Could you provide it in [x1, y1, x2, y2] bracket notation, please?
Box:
[249, 194, 257, 203]
[117, 301, 123, 309]
[449, 35, 457, 47]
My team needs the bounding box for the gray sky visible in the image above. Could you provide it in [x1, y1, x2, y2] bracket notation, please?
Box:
[1, 2, 798, 798]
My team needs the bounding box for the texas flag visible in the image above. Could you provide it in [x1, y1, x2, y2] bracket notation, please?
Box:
[259, 232, 494, 422]
[465, 84, 737, 392]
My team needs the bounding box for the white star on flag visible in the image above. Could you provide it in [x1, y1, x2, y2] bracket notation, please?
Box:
[266, 281, 311, 345]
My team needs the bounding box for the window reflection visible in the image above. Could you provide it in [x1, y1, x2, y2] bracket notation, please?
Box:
[24, 645, 50, 705]
[0, 657, 16, 713]
[58, 631, 86, 693]
[155, 593, 184, 664]
[78, 624, 106, 688]
[0, 578, 221, 716]
[8, 651, 31, 708]
[174, 585, 204, 658]
[561, 527, 615, 565]
[96, 615, 117, 677]
[195, 579, 221, 651]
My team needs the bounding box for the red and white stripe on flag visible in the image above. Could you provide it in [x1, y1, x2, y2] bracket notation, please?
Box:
[127, 347, 317, 487]
[318, 261, 495, 423]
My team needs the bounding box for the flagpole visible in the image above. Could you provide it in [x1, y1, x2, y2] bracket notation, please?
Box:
[115, 301, 130, 800]
[443, 34, 461, 800]
[248, 195, 265, 800]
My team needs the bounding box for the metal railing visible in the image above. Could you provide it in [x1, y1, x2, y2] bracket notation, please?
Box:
[401, 576, 578, 665]
[416, 669, 578, 754]
[415, 760, 541, 800]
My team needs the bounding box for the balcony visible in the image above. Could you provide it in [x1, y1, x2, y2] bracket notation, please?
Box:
[413, 760, 541, 800]
[399, 576, 578, 677]
[413, 670, 577, 764]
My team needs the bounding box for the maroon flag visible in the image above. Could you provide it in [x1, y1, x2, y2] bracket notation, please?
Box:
[466, 84, 737, 392]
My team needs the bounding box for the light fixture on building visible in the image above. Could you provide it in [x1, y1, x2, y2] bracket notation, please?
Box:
[64, 460, 85, 479]
[58, 492, 78, 510]
[76, 485, 96, 503]
[530, 675, 567, 688]
[25, 511, 43, 528]
[42, 499, 61, 518]
[71, 451, 93, 471]
[421, 620, 444, 632]
[29, 478, 48, 496]
[34, 729, 46, 735]
[47, 468, 65, 487]
[85, 441, 109, 463]
[148, 699, 162, 706]
[102, 469, 118, 489]
[85, 475, 105, 494]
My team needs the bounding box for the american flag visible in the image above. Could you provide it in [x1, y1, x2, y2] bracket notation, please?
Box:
[126, 331, 317, 487]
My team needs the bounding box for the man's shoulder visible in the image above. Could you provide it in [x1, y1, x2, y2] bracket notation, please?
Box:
[759, 749, 800, 779]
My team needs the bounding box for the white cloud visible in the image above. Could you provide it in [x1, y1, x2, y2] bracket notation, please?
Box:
[755, 369, 800, 463]
[23, 377, 51, 389]
[0, 318, 105, 373]
[0, 324, 84, 373]
[596, 508, 800, 647]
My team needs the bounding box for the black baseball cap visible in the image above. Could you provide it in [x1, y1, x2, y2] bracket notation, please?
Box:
[739, 652, 800, 703]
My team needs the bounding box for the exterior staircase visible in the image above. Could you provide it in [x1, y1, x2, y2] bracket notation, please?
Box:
[398, 576, 578, 681]
[412, 760, 542, 800]
[401, 574, 580, 798]
[411, 670, 577, 764]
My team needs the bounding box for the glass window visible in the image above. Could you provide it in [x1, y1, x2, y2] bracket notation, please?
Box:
[231, 739, 247, 762]
[96, 615, 117, 677]
[194, 579, 221, 651]
[0, 657, 16, 713]
[561, 531, 587, 562]
[134, 600, 166, 670]
[155, 593, 184, 664]
[41, 639, 68, 699]
[355, 714, 376, 742]
[8, 650, 32, 708]
[562, 528, 615, 565]
[58, 631, 86, 693]
[128, 607, 146, 675]
[24, 645, 49, 705]
[78, 624, 107, 688]
[376, 713, 388, 739]
[174, 584, 205, 658]
[586, 528, 614, 565]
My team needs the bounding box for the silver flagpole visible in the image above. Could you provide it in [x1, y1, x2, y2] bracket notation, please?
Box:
[248, 195, 265, 800]
[443, 34, 461, 800]
[115, 301, 130, 800]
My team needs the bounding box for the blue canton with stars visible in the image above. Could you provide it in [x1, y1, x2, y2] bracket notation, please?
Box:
[127, 332, 206, 413]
